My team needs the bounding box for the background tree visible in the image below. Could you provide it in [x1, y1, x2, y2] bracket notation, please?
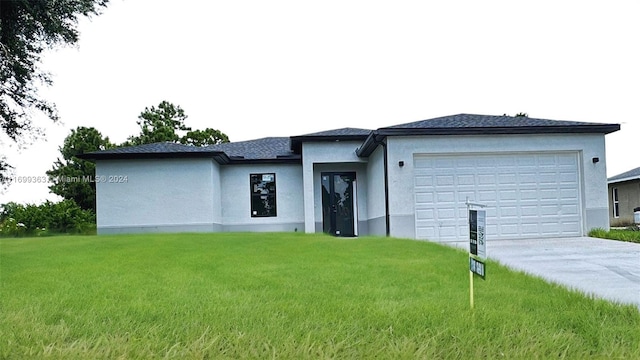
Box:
[180, 128, 229, 146]
[126, 100, 229, 146]
[46, 126, 113, 211]
[0, 0, 109, 185]
[125, 101, 190, 145]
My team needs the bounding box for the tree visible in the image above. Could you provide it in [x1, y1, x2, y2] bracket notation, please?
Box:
[514, 112, 529, 117]
[46, 126, 114, 211]
[126, 100, 229, 146]
[126, 101, 190, 145]
[0, 0, 109, 184]
[180, 128, 229, 146]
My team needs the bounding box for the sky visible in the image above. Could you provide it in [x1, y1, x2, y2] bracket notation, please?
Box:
[2, 0, 639, 204]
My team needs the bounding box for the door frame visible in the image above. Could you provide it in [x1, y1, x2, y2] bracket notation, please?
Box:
[321, 172, 358, 237]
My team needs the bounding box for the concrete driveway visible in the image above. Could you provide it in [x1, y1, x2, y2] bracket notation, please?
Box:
[451, 237, 640, 309]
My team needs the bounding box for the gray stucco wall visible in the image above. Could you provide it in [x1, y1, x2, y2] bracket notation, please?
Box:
[366, 145, 387, 236]
[96, 158, 218, 234]
[220, 163, 305, 232]
[96, 159, 304, 234]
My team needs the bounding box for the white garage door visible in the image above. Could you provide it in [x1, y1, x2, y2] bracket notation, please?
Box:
[414, 152, 582, 241]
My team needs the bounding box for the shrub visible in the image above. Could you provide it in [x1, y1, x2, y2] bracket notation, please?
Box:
[0, 200, 95, 237]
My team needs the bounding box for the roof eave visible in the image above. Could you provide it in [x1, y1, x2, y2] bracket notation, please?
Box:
[608, 175, 640, 184]
[290, 135, 370, 154]
[356, 131, 382, 157]
[377, 124, 621, 136]
[226, 157, 302, 165]
[78, 151, 228, 162]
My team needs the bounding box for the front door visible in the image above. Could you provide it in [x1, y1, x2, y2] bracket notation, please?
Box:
[321, 172, 357, 237]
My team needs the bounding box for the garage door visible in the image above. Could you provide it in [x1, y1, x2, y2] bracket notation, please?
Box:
[414, 152, 582, 241]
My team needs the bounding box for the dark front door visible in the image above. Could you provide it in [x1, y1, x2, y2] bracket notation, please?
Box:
[321, 172, 356, 237]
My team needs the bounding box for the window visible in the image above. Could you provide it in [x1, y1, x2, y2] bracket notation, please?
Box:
[250, 173, 276, 217]
[612, 187, 619, 218]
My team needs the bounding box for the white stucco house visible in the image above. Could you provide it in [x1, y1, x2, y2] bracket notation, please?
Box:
[81, 114, 619, 242]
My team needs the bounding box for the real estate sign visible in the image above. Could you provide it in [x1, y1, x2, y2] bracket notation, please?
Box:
[469, 209, 486, 259]
[469, 257, 485, 279]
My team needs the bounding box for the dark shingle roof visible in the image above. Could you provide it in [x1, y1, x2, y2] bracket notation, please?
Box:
[81, 114, 620, 162]
[356, 113, 620, 157]
[384, 113, 619, 131]
[296, 127, 372, 137]
[608, 167, 640, 183]
[289, 127, 372, 153]
[86, 142, 218, 155]
[206, 137, 297, 160]
[79, 139, 300, 164]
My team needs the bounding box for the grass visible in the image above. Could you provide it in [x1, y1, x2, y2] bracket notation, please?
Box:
[589, 227, 640, 243]
[1, 233, 639, 359]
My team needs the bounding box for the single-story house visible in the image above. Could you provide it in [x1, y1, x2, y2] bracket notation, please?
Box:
[607, 166, 640, 226]
[81, 114, 619, 242]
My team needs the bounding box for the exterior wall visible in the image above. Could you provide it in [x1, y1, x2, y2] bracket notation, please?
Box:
[96, 158, 219, 234]
[386, 133, 611, 238]
[366, 145, 386, 236]
[301, 141, 368, 234]
[220, 163, 304, 232]
[608, 180, 640, 225]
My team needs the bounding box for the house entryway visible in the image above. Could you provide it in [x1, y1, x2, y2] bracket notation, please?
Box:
[321, 172, 357, 236]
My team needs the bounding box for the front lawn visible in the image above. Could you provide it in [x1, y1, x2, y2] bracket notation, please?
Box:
[589, 227, 640, 243]
[1, 233, 638, 359]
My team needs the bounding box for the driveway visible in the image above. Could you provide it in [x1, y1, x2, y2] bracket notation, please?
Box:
[450, 237, 640, 309]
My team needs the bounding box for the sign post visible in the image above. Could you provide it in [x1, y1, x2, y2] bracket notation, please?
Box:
[467, 198, 487, 309]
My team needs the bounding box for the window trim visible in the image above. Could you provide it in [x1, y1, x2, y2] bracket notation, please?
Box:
[250, 173, 277, 218]
[612, 187, 619, 218]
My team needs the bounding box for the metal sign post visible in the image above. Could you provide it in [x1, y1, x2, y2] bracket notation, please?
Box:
[467, 197, 487, 309]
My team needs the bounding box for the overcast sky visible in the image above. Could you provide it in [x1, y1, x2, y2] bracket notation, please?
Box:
[2, 0, 639, 204]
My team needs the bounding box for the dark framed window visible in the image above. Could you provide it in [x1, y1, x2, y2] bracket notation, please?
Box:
[612, 187, 619, 218]
[250, 173, 276, 217]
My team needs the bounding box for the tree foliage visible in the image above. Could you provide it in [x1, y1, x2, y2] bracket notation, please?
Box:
[46, 126, 113, 211]
[126, 100, 229, 146]
[180, 128, 230, 147]
[0, 0, 109, 183]
[0, 199, 95, 236]
[126, 101, 190, 145]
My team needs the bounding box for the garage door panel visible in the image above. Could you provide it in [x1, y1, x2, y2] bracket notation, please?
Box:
[437, 208, 456, 219]
[561, 204, 579, 215]
[414, 152, 582, 241]
[458, 174, 475, 185]
[436, 175, 455, 186]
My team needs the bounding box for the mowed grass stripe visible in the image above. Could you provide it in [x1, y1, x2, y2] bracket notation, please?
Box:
[1, 233, 638, 359]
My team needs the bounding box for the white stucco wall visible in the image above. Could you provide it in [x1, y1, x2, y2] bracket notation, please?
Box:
[95, 158, 219, 233]
[385, 133, 610, 238]
[220, 163, 304, 232]
[366, 145, 386, 236]
[301, 141, 368, 233]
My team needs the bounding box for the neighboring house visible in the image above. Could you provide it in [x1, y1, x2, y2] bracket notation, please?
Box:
[81, 114, 619, 242]
[607, 166, 640, 226]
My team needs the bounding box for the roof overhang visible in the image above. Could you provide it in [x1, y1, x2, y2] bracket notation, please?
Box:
[356, 124, 621, 157]
[290, 135, 370, 154]
[608, 176, 640, 185]
[78, 151, 301, 165]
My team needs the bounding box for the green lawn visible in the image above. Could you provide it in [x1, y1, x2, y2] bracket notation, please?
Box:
[1, 233, 639, 359]
[589, 227, 640, 243]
